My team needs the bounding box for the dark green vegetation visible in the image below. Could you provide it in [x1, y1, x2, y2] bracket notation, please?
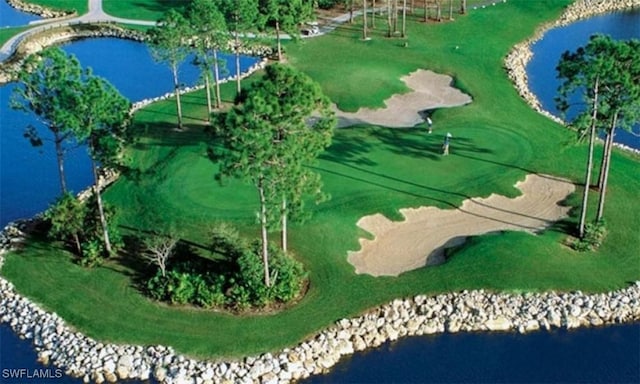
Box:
[3, 0, 639, 359]
[12, 47, 131, 263]
[144, 224, 307, 309]
[557, 35, 640, 243]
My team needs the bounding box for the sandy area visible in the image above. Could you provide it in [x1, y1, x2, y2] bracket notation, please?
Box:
[334, 69, 472, 128]
[347, 174, 575, 277]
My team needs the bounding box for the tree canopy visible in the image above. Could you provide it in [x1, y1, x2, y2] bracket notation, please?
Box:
[556, 34, 640, 242]
[11, 47, 87, 194]
[215, 63, 335, 286]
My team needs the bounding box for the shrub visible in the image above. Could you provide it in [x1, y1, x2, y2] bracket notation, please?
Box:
[193, 274, 226, 308]
[317, 0, 340, 9]
[79, 239, 105, 267]
[270, 250, 307, 303]
[166, 271, 196, 305]
[233, 243, 307, 307]
[146, 271, 170, 301]
[210, 222, 248, 260]
[572, 220, 607, 252]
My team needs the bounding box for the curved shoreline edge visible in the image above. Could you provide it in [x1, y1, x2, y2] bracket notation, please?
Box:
[6, 0, 75, 18]
[1, 223, 639, 383]
[0, 1, 639, 384]
[504, 0, 640, 155]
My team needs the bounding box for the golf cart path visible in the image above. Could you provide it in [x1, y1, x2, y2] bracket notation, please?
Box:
[1, 0, 155, 62]
[348, 174, 575, 277]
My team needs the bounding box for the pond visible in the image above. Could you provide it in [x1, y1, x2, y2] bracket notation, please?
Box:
[0, 37, 260, 227]
[0, 0, 41, 28]
[527, 9, 640, 150]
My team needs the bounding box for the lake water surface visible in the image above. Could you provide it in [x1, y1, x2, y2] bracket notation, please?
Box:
[0, 0, 41, 28]
[0, 37, 260, 227]
[527, 9, 640, 150]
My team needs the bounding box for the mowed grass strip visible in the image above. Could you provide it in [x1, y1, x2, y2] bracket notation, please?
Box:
[21, 0, 88, 14]
[3, 0, 640, 358]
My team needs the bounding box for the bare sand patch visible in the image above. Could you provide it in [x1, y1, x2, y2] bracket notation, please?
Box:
[347, 174, 575, 277]
[335, 69, 472, 128]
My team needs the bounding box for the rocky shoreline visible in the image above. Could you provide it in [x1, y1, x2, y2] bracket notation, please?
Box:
[504, 0, 640, 155]
[6, 0, 75, 18]
[1, 226, 639, 384]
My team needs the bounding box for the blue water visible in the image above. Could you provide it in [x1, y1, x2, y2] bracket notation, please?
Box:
[527, 10, 640, 150]
[306, 323, 640, 383]
[0, 0, 41, 28]
[0, 37, 260, 227]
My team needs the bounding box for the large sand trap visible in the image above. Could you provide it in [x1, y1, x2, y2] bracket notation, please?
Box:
[347, 174, 575, 277]
[335, 69, 472, 128]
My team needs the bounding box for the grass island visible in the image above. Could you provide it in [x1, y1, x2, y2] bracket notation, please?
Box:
[0, 0, 638, 382]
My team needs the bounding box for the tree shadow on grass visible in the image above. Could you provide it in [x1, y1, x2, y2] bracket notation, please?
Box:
[133, 105, 205, 122]
[129, 0, 190, 15]
[320, 129, 378, 166]
[110, 227, 235, 293]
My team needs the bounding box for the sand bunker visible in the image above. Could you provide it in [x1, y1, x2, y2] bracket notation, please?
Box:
[347, 174, 575, 277]
[334, 69, 472, 128]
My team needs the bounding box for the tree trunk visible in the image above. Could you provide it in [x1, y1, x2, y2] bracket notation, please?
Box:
[596, 113, 617, 222]
[281, 196, 287, 253]
[235, 49, 241, 95]
[73, 232, 82, 257]
[449, 0, 453, 19]
[172, 64, 183, 130]
[371, 0, 376, 28]
[54, 133, 67, 194]
[204, 69, 212, 122]
[213, 49, 222, 109]
[596, 120, 612, 192]
[436, 0, 442, 21]
[401, 0, 407, 37]
[258, 177, 271, 287]
[387, 0, 392, 36]
[91, 156, 112, 255]
[349, 1, 354, 23]
[393, 0, 398, 33]
[578, 76, 599, 239]
[460, 0, 466, 14]
[276, 20, 283, 61]
[363, 0, 368, 39]
[424, 0, 428, 22]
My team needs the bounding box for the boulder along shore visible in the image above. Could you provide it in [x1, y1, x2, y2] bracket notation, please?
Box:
[504, 0, 640, 154]
[6, 0, 75, 18]
[1, 225, 639, 384]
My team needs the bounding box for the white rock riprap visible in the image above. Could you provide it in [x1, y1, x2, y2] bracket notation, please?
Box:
[1, 223, 639, 384]
[129, 59, 269, 114]
[504, 0, 640, 154]
[7, 0, 75, 19]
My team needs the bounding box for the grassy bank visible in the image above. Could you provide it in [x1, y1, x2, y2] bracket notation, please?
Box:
[22, 0, 87, 14]
[0, 26, 27, 47]
[2, 0, 639, 360]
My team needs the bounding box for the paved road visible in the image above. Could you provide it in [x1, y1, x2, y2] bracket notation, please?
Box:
[0, 0, 156, 62]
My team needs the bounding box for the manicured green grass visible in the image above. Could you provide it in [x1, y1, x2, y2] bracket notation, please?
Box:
[103, 0, 190, 21]
[0, 26, 28, 46]
[3, 0, 639, 359]
[22, 0, 87, 14]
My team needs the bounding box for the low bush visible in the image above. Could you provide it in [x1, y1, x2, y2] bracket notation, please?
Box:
[143, 226, 307, 310]
[572, 220, 607, 252]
